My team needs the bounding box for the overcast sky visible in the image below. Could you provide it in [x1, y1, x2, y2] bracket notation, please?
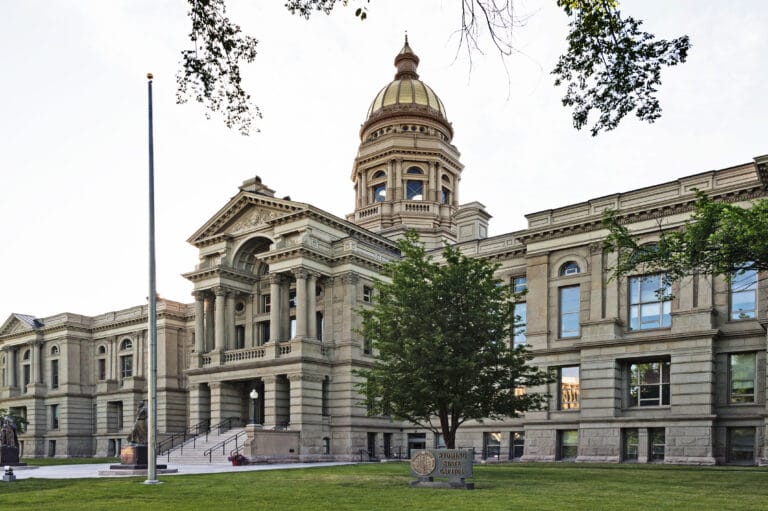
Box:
[1, 1, 766, 321]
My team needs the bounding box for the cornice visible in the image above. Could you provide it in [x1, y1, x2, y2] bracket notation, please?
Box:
[356, 147, 463, 173]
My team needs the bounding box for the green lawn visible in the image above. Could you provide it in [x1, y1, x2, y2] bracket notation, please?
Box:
[22, 457, 119, 466]
[4, 462, 768, 511]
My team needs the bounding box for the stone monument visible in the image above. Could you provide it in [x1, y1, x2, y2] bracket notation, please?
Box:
[0, 416, 25, 466]
[103, 401, 176, 475]
[409, 449, 474, 489]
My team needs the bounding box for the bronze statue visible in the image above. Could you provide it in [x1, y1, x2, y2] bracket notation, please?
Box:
[0, 416, 18, 448]
[127, 401, 147, 445]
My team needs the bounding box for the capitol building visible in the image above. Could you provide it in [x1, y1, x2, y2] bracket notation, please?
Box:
[2, 39, 767, 465]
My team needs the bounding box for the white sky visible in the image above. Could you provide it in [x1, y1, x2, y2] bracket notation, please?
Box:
[1, 1, 766, 320]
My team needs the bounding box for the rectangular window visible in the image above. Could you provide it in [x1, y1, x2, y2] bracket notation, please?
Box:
[727, 427, 755, 465]
[289, 290, 297, 308]
[649, 427, 665, 462]
[512, 276, 527, 294]
[120, 355, 133, 379]
[321, 377, 330, 417]
[50, 359, 59, 389]
[363, 338, 373, 355]
[629, 360, 670, 407]
[730, 268, 757, 320]
[729, 352, 756, 404]
[483, 432, 502, 460]
[363, 285, 373, 303]
[510, 431, 525, 460]
[23, 364, 30, 393]
[97, 358, 106, 381]
[316, 313, 324, 341]
[50, 404, 59, 430]
[406, 180, 423, 200]
[374, 184, 386, 202]
[235, 325, 245, 349]
[512, 302, 527, 347]
[261, 294, 271, 314]
[623, 428, 639, 462]
[558, 430, 578, 460]
[559, 286, 580, 338]
[629, 274, 671, 330]
[290, 318, 296, 339]
[558, 366, 580, 410]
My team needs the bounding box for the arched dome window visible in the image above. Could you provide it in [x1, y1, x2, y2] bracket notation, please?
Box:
[50, 345, 60, 356]
[234, 237, 272, 274]
[22, 349, 30, 361]
[120, 339, 133, 351]
[98, 345, 107, 355]
[372, 170, 386, 179]
[560, 262, 581, 276]
[406, 167, 424, 174]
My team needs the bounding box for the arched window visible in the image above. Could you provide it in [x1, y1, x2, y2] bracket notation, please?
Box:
[234, 237, 272, 274]
[372, 170, 386, 179]
[98, 345, 107, 355]
[50, 345, 60, 356]
[120, 339, 132, 351]
[559, 262, 581, 276]
[406, 166, 424, 174]
[22, 349, 31, 361]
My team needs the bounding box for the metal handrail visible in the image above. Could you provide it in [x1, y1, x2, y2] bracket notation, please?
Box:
[204, 429, 247, 463]
[157, 419, 210, 456]
[160, 416, 240, 462]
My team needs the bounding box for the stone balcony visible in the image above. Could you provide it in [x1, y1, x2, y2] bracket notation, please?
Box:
[197, 338, 332, 369]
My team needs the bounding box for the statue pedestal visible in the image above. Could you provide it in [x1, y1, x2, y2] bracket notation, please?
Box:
[0, 445, 26, 466]
[108, 445, 168, 470]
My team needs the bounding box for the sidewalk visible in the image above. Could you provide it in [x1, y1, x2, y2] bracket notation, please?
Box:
[6, 461, 353, 480]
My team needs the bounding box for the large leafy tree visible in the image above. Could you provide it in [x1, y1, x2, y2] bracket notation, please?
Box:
[356, 232, 551, 449]
[178, 0, 689, 136]
[602, 192, 768, 285]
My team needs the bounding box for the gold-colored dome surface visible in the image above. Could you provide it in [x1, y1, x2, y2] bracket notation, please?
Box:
[365, 38, 448, 123]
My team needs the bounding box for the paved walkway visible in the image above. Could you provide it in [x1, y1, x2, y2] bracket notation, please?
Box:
[7, 462, 354, 480]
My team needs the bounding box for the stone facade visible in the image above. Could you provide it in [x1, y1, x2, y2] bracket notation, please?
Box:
[1, 40, 767, 465]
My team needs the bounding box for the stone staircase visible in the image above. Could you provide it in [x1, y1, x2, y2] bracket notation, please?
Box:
[160, 427, 247, 465]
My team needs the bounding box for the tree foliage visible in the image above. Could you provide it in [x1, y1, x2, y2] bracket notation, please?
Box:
[356, 232, 550, 449]
[177, 0, 261, 135]
[179, 0, 689, 136]
[602, 192, 768, 283]
[552, 0, 690, 136]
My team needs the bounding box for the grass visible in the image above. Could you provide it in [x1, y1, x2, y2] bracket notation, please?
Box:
[4, 462, 768, 511]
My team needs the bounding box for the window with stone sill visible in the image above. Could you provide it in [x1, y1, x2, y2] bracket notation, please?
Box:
[629, 274, 671, 331]
[50, 359, 59, 389]
[50, 404, 59, 430]
[559, 261, 580, 276]
[729, 352, 756, 404]
[510, 431, 525, 460]
[730, 266, 757, 320]
[558, 429, 578, 460]
[559, 285, 580, 338]
[557, 366, 580, 410]
[727, 427, 756, 465]
[120, 355, 133, 380]
[363, 338, 373, 355]
[512, 302, 527, 347]
[120, 339, 132, 351]
[622, 428, 639, 462]
[261, 294, 271, 314]
[97, 358, 106, 381]
[406, 180, 423, 201]
[628, 359, 670, 407]
[649, 427, 665, 462]
[373, 183, 387, 202]
[363, 285, 374, 304]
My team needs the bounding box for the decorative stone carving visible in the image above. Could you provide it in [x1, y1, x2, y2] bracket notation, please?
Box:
[228, 208, 279, 234]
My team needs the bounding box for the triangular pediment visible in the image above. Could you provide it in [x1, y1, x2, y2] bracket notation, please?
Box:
[188, 192, 307, 245]
[0, 313, 43, 337]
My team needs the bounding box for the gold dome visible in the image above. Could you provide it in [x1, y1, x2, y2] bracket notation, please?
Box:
[363, 38, 450, 133]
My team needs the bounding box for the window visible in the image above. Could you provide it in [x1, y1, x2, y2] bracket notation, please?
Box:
[97, 358, 106, 381]
[629, 274, 671, 330]
[363, 285, 373, 303]
[321, 377, 330, 417]
[406, 167, 423, 174]
[558, 366, 580, 410]
[98, 345, 107, 355]
[558, 430, 578, 460]
[120, 339, 132, 351]
[50, 359, 59, 389]
[435, 433, 446, 449]
[623, 428, 639, 462]
[261, 294, 271, 313]
[730, 267, 757, 320]
[323, 437, 331, 455]
[729, 352, 756, 404]
[727, 427, 755, 465]
[510, 431, 525, 460]
[363, 338, 373, 355]
[483, 432, 502, 460]
[406, 180, 423, 200]
[559, 262, 580, 276]
[372, 170, 386, 179]
[290, 317, 296, 339]
[259, 321, 270, 344]
[22, 364, 30, 393]
[649, 428, 665, 462]
[50, 404, 59, 429]
[50, 345, 59, 356]
[316, 312, 324, 341]
[440, 187, 450, 204]
[629, 360, 670, 407]
[235, 325, 245, 349]
[289, 290, 297, 308]
[373, 184, 386, 202]
[559, 286, 580, 338]
[120, 355, 133, 379]
[512, 276, 527, 294]
[512, 302, 527, 347]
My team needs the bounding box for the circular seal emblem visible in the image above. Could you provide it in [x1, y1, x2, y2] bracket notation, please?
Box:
[410, 451, 436, 476]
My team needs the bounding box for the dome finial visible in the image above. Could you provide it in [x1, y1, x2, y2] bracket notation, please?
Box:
[395, 35, 419, 80]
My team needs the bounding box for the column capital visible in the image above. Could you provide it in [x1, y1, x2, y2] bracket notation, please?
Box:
[340, 272, 359, 286]
[266, 273, 285, 286]
[193, 290, 208, 301]
[292, 268, 309, 280]
[213, 286, 227, 296]
[261, 375, 279, 385]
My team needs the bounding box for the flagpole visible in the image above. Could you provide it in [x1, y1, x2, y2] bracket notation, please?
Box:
[145, 72, 159, 485]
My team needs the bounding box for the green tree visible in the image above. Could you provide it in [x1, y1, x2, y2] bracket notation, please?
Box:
[179, 0, 689, 136]
[602, 192, 768, 285]
[356, 232, 551, 449]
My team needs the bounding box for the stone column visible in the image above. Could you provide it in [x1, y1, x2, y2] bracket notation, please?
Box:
[294, 269, 308, 339]
[6, 347, 17, 388]
[282, 277, 292, 340]
[307, 273, 318, 339]
[288, 373, 324, 430]
[30, 341, 40, 384]
[187, 383, 210, 429]
[360, 170, 368, 206]
[205, 295, 215, 352]
[194, 292, 205, 353]
[208, 382, 224, 426]
[428, 161, 437, 202]
[342, 273, 359, 343]
[589, 243, 604, 321]
[394, 159, 403, 201]
[135, 331, 144, 378]
[214, 287, 226, 351]
[269, 275, 281, 342]
[226, 292, 236, 349]
[244, 292, 254, 348]
[262, 375, 278, 428]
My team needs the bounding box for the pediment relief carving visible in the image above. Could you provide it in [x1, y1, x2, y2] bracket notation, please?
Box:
[227, 207, 281, 235]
